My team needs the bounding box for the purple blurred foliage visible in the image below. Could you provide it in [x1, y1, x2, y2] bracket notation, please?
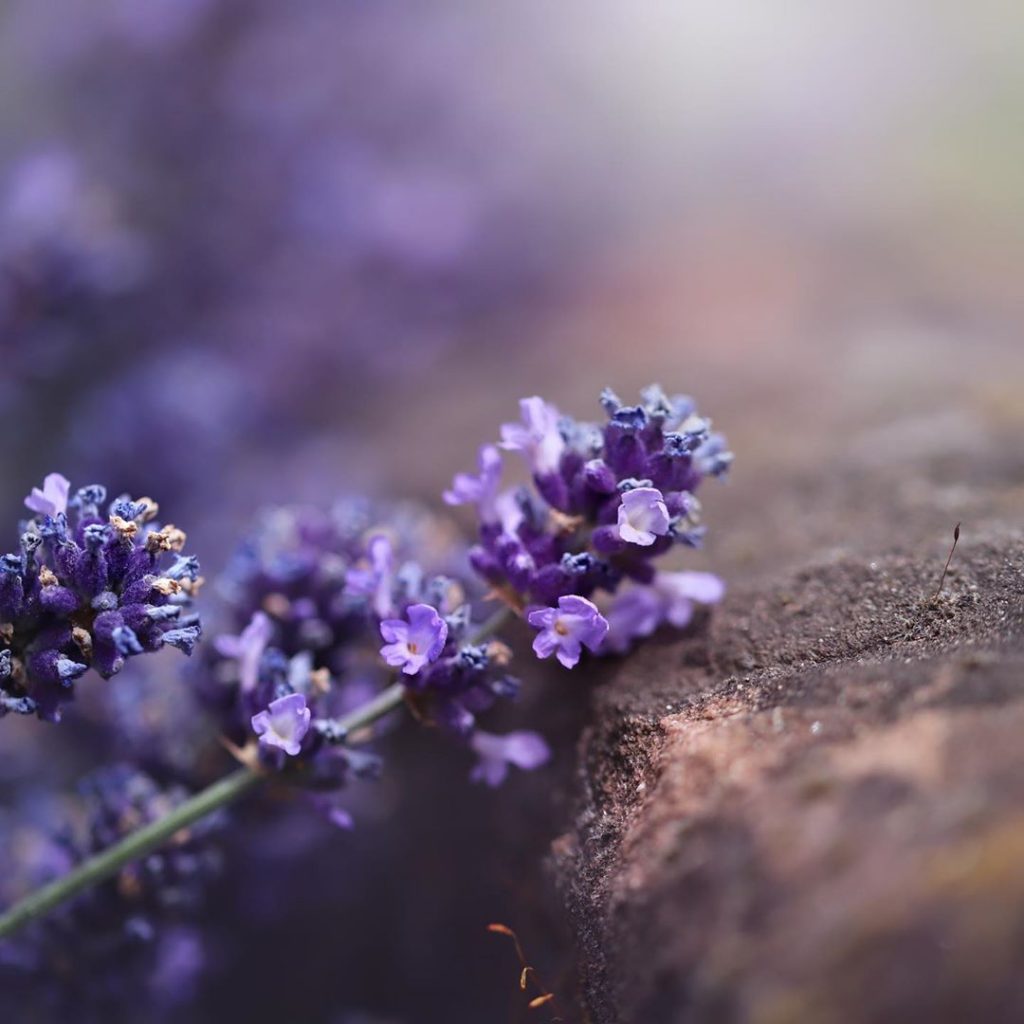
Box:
[0, 765, 223, 1022]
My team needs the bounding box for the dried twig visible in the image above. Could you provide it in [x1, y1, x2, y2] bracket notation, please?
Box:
[932, 522, 961, 602]
[488, 923, 563, 1020]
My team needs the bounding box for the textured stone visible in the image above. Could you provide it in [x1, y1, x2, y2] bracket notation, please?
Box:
[557, 532, 1024, 1022]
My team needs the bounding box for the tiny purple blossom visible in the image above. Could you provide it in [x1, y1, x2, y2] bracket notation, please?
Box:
[251, 692, 311, 756]
[470, 730, 551, 786]
[654, 571, 726, 627]
[24, 472, 71, 518]
[379, 603, 448, 675]
[616, 487, 671, 546]
[310, 795, 355, 829]
[528, 595, 609, 669]
[344, 533, 395, 618]
[500, 396, 565, 475]
[444, 444, 503, 522]
[602, 586, 664, 654]
[601, 571, 726, 653]
[215, 611, 273, 693]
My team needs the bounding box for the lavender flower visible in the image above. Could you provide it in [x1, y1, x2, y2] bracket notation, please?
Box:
[528, 595, 609, 669]
[0, 475, 202, 722]
[450, 385, 732, 666]
[24, 472, 71, 519]
[600, 586, 664, 655]
[500, 396, 565, 476]
[603, 571, 726, 654]
[616, 486, 671, 546]
[197, 499, 516, 788]
[469, 730, 551, 786]
[215, 611, 273, 693]
[655, 571, 726, 627]
[380, 604, 449, 675]
[252, 692, 312, 757]
[443, 444, 502, 522]
[344, 534, 396, 618]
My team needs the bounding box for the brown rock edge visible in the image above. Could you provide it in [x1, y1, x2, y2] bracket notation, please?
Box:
[555, 535, 1024, 1023]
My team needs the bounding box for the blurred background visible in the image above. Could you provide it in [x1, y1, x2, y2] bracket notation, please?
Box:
[1, 1, 1024, 1020]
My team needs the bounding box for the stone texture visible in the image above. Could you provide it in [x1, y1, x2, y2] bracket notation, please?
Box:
[557, 454, 1024, 1021]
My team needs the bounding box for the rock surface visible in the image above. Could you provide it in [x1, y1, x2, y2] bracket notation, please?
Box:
[557, 429, 1024, 1021]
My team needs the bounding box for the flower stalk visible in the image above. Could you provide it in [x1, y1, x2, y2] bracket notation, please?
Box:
[0, 606, 514, 940]
[0, 766, 259, 940]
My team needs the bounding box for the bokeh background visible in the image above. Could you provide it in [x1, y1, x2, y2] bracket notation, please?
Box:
[2, 2, 1024, 1021]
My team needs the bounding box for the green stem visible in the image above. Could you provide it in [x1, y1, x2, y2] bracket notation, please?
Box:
[0, 603, 518, 940]
[0, 766, 260, 939]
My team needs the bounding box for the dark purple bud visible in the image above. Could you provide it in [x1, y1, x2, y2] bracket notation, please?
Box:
[530, 563, 573, 604]
[112, 625, 143, 657]
[160, 625, 202, 655]
[534, 470, 570, 512]
[29, 649, 88, 687]
[584, 459, 618, 494]
[0, 558, 25, 620]
[592, 525, 627, 555]
[70, 484, 107, 517]
[39, 585, 78, 616]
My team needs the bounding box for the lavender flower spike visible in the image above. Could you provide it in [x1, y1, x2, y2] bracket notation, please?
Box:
[444, 444, 502, 522]
[528, 595, 609, 669]
[500, 396, 565, 475]
[252, 692, 311, 756]
[215, 611, 273, 693]
[4, 478, 202, 721]
[24, 472, 71, 518]
[470, 730, 551, 787]
[380, 603, 448, 675]
[617, 486, 671, 546]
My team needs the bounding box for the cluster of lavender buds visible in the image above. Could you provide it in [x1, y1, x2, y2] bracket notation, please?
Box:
[0, 765, 221, 1020]
[446, 385, 733, 662]
[201, 500, 546, 818]
[0, 474, 202, 722]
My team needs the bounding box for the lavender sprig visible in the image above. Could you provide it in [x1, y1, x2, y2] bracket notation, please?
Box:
[1, 474, 202, 721]
[199, 501, 533, 827]
[447, 384, 733, 659]
[0, 605, 514, 941]
[0, 383, 731, 943]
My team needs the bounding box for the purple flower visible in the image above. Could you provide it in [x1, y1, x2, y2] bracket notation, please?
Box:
[2, 479, 202, 722]
[199, 499, 487, 782]
[602, 585, 664, 654]
[528, 595, 609, 669]
[654, 570, 726, 627]
[602, 571, 726, 653]
[616, 486, 671, 546]
[500, 396, 565, 475]
[459, 386, 731, 616]
[251, 692, 311, 756]
[380, 603, 448, 675]
[215, 611, 273, 693]
[444, 444, 502, 522]
[469, 730, 551, 786]
[24, 472, 71, 518]
[344, 533, 395, 618]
